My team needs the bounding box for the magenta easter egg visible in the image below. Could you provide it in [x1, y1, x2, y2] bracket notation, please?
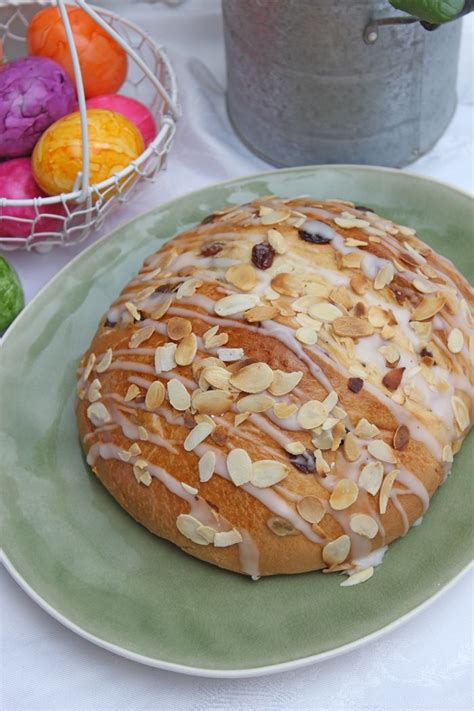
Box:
[86, 94, 156, 147]
[0, 57, 75, 159]
[0, 158, 64, 238]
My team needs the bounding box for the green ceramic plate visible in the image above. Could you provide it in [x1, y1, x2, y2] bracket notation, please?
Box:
[1, 166, 473, 677]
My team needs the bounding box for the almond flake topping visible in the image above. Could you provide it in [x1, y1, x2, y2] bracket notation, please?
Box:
[334, 216, 369, 229]
[184, 422, 214, 451]
[308, 302, 343, 322]
[269, 370, 303, 396]
[125, 301, 141, 321]
[315, 449, 330, 475]
[322, 535, 351, 566]
[340, 567, 374, 587]
[95, 348, 112, 373]
[214, 529, 243, 547]
[260, 208, 291, 225]
[237, 394, 275, 413]
[442, 445, 453, 463]
[176, 333, 197, 366]
[125, 384, 141, 402]
[267, 517, 297, 537]
[83, 352, 96, 380]
[368, 306, 391, 328]
[367, 440, 397, 463]
[229, 362, 274, 393]
[350, 513, 378, 539]
[167, 317, 192, 341]
[297, 400, 327, 429]
[323, 391, 338, 412]
[129, 325, 155, 348]
[267, 228, 287, 254]
[202, 366, 231, 391]
[251, 460, 289, 488]
[379, 344, 400, 365]
[181, 482, 198, 496]
[176, 278, 202, 299]
[285, 441, 306, 455]
[227, 449, 253, 486]
[333, 317, 374, 338]
[87, 402, 111, 426]
[176, 514, 210, 545]
[154, 342, 177, 373]
[193, 389, 233, 415]
[151, 296, 173, 321]
[374, 263, 395, 290]
[447, 328, 464, 354]
[329, 479, 359, 510]
[217, 348, 244, 362]
[359, 461, 384, 495]
[145, 380, 165, 410]
[271, 272, 301, 297]
[167, 379, 191, 411]
[413, 278, 438, 294]
[343, 432, 360, 462]
[225, 263, 257, 292]
[215, 293, 259, 316]
[355, 418, 380, 439]
[410, 295, 446, 321]
[87, 379, 102, 403]
[451, 395, 469, 432]
[297, 495, 325, 524]
[245, 304, 279, 323]
[393, 424, 410, 451]
[129, 443, 141, 456]
[198, 450, 216, 482]
[295, 327, 318, 345]
[379, 469, 399, 514]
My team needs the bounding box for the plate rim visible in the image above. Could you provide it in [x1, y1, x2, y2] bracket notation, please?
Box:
[1, 164, 473, 677]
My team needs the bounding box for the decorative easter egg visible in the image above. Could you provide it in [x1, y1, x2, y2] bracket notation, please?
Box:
[27, 5, 127, 98]
[0, 57, 75, 159]
[86, 94, 156, 147]
[0, 158, 64, 238]
[32, 109, 145, 196]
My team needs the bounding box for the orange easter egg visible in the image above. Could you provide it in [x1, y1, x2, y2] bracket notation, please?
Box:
[32, 109, 144, 196]
[27, 5, 127, 98]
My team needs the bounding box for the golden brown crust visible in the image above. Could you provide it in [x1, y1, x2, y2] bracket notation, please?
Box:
[76, 197, 473, 582]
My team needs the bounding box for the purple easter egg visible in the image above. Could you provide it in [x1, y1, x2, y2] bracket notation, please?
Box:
[0, 56, 76, 159]
[0, 158, 64, 238]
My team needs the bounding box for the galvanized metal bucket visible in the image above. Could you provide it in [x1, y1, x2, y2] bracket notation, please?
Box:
[222, 0, 461, 167]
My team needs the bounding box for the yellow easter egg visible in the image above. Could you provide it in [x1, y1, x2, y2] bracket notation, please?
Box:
[32, 109, 144, 196]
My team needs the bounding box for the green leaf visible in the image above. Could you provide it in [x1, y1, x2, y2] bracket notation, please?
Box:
[389, 0, 465, 23]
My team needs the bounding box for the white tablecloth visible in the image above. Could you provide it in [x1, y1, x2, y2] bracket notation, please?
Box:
[2, 2, 473, 709]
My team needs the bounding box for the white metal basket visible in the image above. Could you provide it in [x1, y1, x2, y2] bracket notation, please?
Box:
[0, 0, 179, 252]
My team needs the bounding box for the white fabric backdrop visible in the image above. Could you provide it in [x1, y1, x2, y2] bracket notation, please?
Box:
[2, 2, 473, 709]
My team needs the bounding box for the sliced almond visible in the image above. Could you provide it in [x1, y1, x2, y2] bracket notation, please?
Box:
[234, 412, 250, 427]
[340, 567, 374, 587]
[323, 391, 338, 412]
[184, 422, 214, 451]
[451, 395, 470, 432]
[345, 238, 369, 248]
[314, 449, 331, 475]
[296, 313, 323, 330]
[260, 208, 291, 225]
[87, 379, 102, 403]
[379, 469, 399, 514]
[297, 400, 327, 429]
[195, 525, 216, 544]
[202, 366, 231, 391]
[267, 228, 287, 254]
[225, 263, 257, 292]
[95, 348, 112, 373]
[227, 448, 253, 486]
[442, 444, 453, 463]
[176, 514, 209, 545]
[251, 460, 289, 487]
[215, 293, 259, 316]
[125, 301, 141, 321]
[217, 348, 244, 362]
[308, 302, 343, 322]
[150, 295, 173, 321]
[329, 479, 359, 510]
[342, 252, 363, 269]
[393, 424, 410, 451]
[167, 379, 191, 411]
[350, 513, 378, 539]
[355, 418, 380, 440]
[379, 344, 400, 365]
[198, 450, 216, 482]
[373, 263, 395, 290]
[86, 402, 111, 426]
[154, 342, 177, 373]
[83, 352, 96, 381]
[167, 317, 192, 341]
[284, 441, 306, 455]
[181, 482, 198, 496]
[447, 328, 464, 354]
[269, 370, 303, 396]
[413, 278, 438, 294]
[237, 394, 275, 413]
[335, 216, 369, 229]
[296, 495, 325, 524]
[343, 432, 360, 462]
[350, 273, 369, 295]
[229, 362, 274, 393]
[129, 443, 142, 456]
[138, 426, 148, 441]
[125, 384, 141, 402]
[245, 304, 279, 323]
[359, 461, 384, 495]
[145, 380, 165, 410]
[368, 306, 390, 328]
[205, 333, 229, 350]
[214, 529, 243, 547]
[271, 272, 301, 297]
[192, 389, 234, 415]
[295, 327, 318, 345]
[322, 535, 351, 566]
[367, 439, 397, 464]
[410, 294, 446, 321]
[176, 278, 202, 299]
[267, 516, 297, 537]
[332, 317, 373, 338]
[129, 325, 155, 349]
[382, 367, 405, 391]
[176, 333, 197, 366]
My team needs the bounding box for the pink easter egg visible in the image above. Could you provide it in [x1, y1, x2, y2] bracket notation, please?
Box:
[0, 158, 64, 238]
[86, 94, 156, 147]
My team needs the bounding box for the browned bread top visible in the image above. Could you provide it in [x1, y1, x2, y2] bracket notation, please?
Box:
[76, 196, 473, 584]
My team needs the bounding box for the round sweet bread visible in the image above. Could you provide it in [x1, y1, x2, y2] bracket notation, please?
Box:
[76, 196, 473, 584]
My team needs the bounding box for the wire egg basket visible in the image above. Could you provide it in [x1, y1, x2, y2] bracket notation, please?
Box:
[0, 0, 179, 252]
